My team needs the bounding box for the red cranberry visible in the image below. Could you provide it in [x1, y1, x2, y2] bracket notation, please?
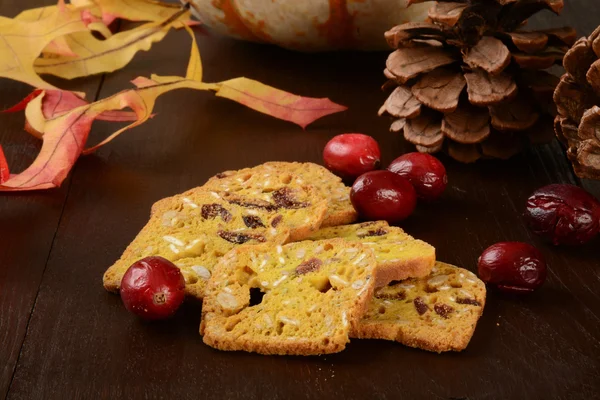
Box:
[350, 170, 416, 224]
[323, 133, 381, 181]
[525, 184, 600, 245]
[478, 242, 547, 293]
[120, 256, 185, 320]
[387, 152, 447, 201]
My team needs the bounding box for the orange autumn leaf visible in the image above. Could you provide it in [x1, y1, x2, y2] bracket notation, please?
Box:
[215, 78, 348, 129]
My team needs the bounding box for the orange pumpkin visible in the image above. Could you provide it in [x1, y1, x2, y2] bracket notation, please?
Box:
[188, 0, 432, 51]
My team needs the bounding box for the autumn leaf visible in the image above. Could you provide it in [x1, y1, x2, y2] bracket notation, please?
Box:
[0, 3, 90, 89]
[215, 78, 348, 129]
[0, 145, 9, 184]
[0, 1, 347, 192]
[34, 7, 190, 80]
[2, 89, 43, 113]
[1, 106, 96, 191]
[13, 89, 139, 138]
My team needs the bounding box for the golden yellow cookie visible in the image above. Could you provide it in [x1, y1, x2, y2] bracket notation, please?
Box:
[204, 162, 357, 227]
[103, 186, 327, 300]
[352, 261, 486, 353]
[307, 221, 436, 287]
[201, 239, 376, 355]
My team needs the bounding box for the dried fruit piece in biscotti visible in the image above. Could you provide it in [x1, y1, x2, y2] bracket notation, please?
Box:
[352, 262, 486, 353]
[201, 239, 376, 355]
[204, 161, 357, 227]
[103, 186, 327, 300]
[307, 221, 435, 287]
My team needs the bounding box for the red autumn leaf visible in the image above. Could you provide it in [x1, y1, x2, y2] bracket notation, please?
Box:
[40, 90, 138, 122]
[2, 89, 44, 113]
[0, 145, 9, 184]
[0, 107, 96, 191]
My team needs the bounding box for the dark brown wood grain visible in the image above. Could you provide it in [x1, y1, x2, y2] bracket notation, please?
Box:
[1, 1, 599, 399]
[0, 2, 106, 397]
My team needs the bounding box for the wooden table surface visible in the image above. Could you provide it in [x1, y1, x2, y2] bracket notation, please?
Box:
[1, 1, 599, 399]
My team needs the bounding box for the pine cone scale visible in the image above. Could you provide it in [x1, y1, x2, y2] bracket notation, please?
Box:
[463, 36, 511, 75]
[428, 3, 467, 27]
[404, 112, 445, 147]
[464, 69, 517, 106]
[490, 96, 539, 131]
[412, 68, 466, 112]
[386, 47, 455, 84]
[378, 86, 422, 118]
[442, 105, 491, 144]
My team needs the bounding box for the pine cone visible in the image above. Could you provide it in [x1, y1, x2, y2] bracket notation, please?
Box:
[554, 26, 600, 180]
[379, 0, 576, 163]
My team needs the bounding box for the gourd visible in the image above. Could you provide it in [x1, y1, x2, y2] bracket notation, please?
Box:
[188, 0, 432, 51]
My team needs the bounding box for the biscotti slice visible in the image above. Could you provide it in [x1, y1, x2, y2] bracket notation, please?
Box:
[204, 161, 357, 227]
[352, 262, 486, 353]
[103, 186, 327, 300]
[201, 239, 376, 355]
[307, 221, 435, 287]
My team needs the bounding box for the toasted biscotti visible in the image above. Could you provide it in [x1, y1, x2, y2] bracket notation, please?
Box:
[352, 262, 486, 353]
[201, 239, 376, 355]
[103, 186, 327, 300]
[307, 221, 435, 287]
[204, 162, 357, 227]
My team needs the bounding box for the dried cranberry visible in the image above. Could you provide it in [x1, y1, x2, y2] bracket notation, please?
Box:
[525, 184, 600, 245]
[218, 230, 266, 244]
[323, 133, 381, 181]
[434, 304, 454, 319]
[456, 298, 481, 306]
[295, 258, 323, 275]
[120, 256, 185, 320]
[243, 215, 265, 229]
[387, 152, 447, 201]
[357, 227, 388, 238]
[350, 170, 416, 224]
[272, 187, 308, 209]
[478, 242, 547, 293]
[201, 204, 232, 222]
[413, 297, 429, 315]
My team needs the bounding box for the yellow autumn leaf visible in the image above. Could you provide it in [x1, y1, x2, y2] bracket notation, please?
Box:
[14, 4, 59, 21]
[34, 7, 189, 80]
[0, 4, 90, 88]
[183, 24, 202, 81]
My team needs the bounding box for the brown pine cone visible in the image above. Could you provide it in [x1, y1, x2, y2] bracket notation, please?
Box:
[379, 0, 576, 163]
[554, 26, 600, 180]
